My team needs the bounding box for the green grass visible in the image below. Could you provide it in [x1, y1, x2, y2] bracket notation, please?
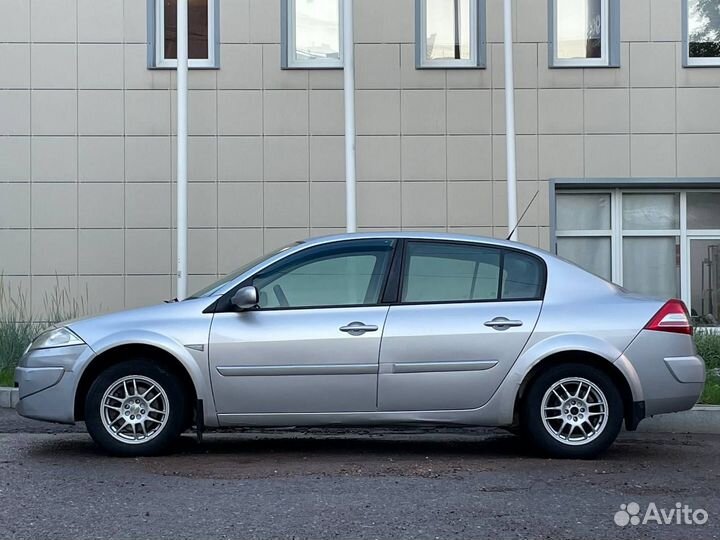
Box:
[0, 276, 88, 388]
[695, 328, 720, 405]
[0, 368, 13, 388]
[701, 373, 720, 406]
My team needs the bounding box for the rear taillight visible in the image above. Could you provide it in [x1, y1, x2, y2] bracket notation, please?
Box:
[644, 299, 693, 335]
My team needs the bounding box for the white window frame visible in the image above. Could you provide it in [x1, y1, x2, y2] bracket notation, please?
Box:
[551, 0, 609, 68]
[683, 0, 720, 67]
[416, 0, 485, 69]
[555, 188, 720, 319]
[151, 0, 218, 69]
[282, 0, 344, 70]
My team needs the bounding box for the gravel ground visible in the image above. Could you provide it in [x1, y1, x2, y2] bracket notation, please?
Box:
[0, 408, 719, 540]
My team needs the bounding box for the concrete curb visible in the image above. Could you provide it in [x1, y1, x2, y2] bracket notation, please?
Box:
[0, 386, 718, 434]
[0, 387, 19, 409]
[634, 405, 720, 434]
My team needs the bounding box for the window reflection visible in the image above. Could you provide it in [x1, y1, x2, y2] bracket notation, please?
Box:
[622, 237, 680, 299]
[556, 0, 603, 60]
[163, 0, 209, 60]
[622, 193, 679, 230]
[425, 0, 473, 61]
[293, 0, 341, 63]
[688, 0, 720, 59]
[691, 240, 720, 326]
[688, 193, 720, 230]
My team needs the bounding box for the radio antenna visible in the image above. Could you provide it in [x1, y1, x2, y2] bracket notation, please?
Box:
[506, 189, 539, 241]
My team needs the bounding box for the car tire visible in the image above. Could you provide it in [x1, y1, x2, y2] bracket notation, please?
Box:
[84, 359, 187, 457]
[520, 363, 623, 459]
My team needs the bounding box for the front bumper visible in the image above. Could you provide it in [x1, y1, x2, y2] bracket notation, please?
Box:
[14, 344, 90, 424]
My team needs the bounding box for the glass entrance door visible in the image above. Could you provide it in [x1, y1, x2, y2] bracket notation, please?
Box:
[689, 238, 720, 326]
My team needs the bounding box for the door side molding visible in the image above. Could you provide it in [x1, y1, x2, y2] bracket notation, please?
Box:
[217, 363, 379, 377]
[391, 360, 498, 374]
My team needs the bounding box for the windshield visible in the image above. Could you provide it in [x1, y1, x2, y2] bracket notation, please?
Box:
[187, 243, 301, 299]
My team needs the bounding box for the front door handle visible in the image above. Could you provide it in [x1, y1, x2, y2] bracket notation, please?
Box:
[484, 317, 523, 331]
[339, 322, 379, 336]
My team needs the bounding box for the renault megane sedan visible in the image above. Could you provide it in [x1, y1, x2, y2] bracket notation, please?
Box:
[15, 232, 705, 458]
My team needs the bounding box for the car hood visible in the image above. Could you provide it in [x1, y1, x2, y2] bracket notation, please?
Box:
[65, 297, 219, 351]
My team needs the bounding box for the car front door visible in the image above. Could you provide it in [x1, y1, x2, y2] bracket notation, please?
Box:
[378, 240, 545, 411]
[209, 239, 396, 415]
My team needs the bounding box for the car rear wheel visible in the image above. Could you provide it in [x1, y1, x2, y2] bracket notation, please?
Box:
[521, 363, 623, 459]
[84, 359, 187, 456]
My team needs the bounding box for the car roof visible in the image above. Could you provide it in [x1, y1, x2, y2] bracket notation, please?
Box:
[301, 231, 551, 259]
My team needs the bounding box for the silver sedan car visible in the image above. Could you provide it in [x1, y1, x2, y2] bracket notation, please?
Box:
[16, 233, 705, 458]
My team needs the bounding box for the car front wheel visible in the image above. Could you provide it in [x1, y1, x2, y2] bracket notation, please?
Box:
[84, 359, 187, 456]
[521, 363, 623, 459]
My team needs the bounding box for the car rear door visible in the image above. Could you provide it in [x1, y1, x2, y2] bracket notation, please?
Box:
[377, 240, 545, 411]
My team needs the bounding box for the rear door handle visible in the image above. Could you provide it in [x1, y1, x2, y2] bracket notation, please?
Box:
[484, 317, 523, 330]
[339, 322, 379, 335]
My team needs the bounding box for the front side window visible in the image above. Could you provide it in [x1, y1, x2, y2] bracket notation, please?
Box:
[252, 240, 394, 309]
[550, 0, 619, 68]
[416, 0, 486, 68]
[282, 0, 343, 69]
[685, 0, 720, 66]
[149, 0, 219, 69]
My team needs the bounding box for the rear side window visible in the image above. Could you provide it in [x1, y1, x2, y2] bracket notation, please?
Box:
[402, 242, 501, 303]
[401, 241, 545, 304]
[502, 251, 544, 300]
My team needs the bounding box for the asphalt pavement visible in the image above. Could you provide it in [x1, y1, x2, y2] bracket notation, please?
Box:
[0, 408, 718, 540]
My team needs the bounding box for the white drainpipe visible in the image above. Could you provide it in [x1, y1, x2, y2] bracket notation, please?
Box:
[503, 0, 518, 241]
[176, 0, 189, 299]
[343, 0, 357, 233]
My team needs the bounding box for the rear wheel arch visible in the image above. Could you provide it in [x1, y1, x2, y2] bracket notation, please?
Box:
[74, 344, 197, 422]
[514, 351, 634, 428]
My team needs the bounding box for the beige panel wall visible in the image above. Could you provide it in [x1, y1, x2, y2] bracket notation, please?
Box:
[0, 0, 718, 315]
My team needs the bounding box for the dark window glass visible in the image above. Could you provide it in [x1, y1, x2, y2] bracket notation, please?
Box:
[502, 251, 544, 300]
[164, 0, 209, 60]
[402, 242, 501, 303]
[252, 240, 395, 309]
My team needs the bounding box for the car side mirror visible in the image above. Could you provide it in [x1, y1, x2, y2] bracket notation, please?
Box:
[230, 286, 259, 311]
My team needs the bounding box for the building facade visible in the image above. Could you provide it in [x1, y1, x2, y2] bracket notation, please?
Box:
[0, 0, 719, 325]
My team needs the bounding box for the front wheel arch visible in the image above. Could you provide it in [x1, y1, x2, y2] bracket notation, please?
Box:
[74, 344, 197, 423]
[514, 351, 634, 430]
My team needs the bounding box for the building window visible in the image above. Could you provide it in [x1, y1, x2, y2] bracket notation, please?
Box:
[549, 0, 619, 68]
[555, 188, 720, 327]
[416, 0, 486, 69]
[282, 0, 343, 69]
[148, 0, 219, 69]
[684, 0, 720, 67]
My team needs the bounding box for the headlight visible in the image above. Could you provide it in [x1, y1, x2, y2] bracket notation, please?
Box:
[29, 327, 85, 351]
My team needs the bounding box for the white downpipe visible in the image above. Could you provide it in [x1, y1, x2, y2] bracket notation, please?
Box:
[343, 0, 357, 233]
[503, 0, 518, 241]
[176, 0, 189, 299]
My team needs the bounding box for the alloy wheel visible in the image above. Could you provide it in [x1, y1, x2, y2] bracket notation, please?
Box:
[540, 377, 608, 446]
[100, 375, 170, 444]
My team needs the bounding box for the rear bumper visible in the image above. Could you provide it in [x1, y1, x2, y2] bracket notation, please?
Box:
[621, 330, 705, 418]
